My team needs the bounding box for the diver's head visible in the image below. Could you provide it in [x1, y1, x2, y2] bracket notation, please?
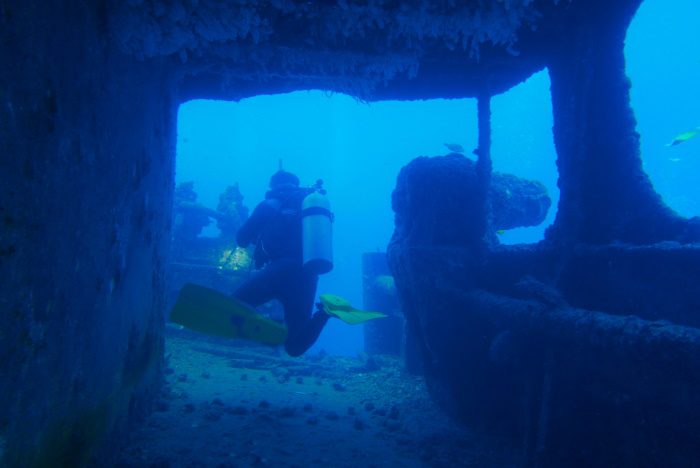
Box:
[269, 170, 300, 190]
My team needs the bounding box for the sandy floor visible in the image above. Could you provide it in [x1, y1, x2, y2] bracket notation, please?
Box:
[118, 326, 518, 467]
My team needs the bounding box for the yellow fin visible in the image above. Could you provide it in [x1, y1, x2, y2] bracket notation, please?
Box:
[170, 283, 287, 345]
[319, 293, 354, 311]
[320, 293, 387, 325]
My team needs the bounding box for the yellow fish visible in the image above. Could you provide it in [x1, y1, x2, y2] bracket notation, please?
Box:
[373, 275, 395, 291]
[665, 127, 700, 147]
[444, 143, 465, 153]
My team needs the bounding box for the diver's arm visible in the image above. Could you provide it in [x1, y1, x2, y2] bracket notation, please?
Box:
[236, 201, 274, 247]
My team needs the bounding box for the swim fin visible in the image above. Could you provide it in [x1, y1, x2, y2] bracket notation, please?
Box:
[319, 294, 387, 325]
[170, 283, 287, 346]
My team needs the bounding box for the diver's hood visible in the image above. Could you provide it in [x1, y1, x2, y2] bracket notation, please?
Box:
[269, 170, 300, 188]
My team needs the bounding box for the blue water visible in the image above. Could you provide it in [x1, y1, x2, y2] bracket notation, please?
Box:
[626, 0, 700, 217]
[175, 0, 699, 355]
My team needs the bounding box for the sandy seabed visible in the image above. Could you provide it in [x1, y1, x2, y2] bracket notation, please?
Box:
[118, 326, 518, 467]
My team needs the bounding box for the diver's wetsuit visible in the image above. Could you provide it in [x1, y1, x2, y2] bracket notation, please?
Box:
[233, 184, 329, 357]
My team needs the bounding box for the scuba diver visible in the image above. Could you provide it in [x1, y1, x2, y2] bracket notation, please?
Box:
[169, 167, 385, 357]
[232, 169, 332, 356]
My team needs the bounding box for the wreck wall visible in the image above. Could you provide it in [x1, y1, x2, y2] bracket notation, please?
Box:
[389, 155, 700, 467]
[0, 2, 174, 465]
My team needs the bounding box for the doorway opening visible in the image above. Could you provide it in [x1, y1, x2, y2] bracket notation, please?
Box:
[173, 83, 557, 354]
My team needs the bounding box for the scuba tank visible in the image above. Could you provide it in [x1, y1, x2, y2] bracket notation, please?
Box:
[302, 180, 333, 274]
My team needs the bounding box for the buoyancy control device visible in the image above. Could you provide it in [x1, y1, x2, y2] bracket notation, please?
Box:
[302, 180, 333, 274]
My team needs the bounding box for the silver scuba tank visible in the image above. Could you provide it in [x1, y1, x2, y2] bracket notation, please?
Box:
[301, 182, 333, 274]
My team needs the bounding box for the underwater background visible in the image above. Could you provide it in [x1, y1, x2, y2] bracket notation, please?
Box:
[7, 0, 700, 465]
[174, 0, 699, 356]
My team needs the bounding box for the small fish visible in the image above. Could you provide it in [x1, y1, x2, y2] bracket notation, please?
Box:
[665, 127, 700, 147]
[444, 143, 465, 153]
[496, 230, 506, 235]
[669, 157, 682, 163]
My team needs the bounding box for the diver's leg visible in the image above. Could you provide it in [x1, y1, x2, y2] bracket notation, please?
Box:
[282, 268, 329, 357]
[232, 262, 286, 307]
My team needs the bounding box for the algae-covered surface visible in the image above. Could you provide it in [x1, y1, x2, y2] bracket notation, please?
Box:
[118, 326, 518, 467]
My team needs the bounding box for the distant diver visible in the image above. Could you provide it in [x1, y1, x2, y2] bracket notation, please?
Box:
[171, 166, 384, 356]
